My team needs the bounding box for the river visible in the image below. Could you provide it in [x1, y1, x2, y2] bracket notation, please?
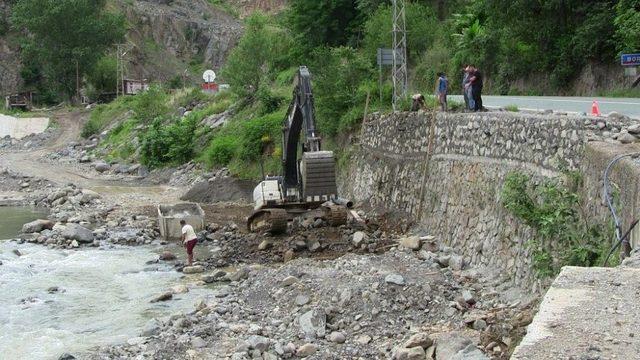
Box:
[0, 207, 206, 359]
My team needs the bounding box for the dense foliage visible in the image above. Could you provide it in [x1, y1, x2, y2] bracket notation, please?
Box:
[11, 0, 125, 101]
[501, 171, 615, 278]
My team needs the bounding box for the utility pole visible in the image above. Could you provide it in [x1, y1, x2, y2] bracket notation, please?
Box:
[392, 0, 408, 111]
[116, 44, 121, 98]
[75, 59, 80, 104]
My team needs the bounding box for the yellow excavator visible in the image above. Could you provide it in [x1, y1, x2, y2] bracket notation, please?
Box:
[247, 66, 351, 233]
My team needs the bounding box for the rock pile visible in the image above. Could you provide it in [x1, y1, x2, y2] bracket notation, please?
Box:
[584, 113, 640, 144]
[14, 182, 159, 249]
[92, 239, 536, 359]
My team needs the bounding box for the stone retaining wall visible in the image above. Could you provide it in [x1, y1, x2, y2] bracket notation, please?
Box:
[341, 111, 638, 288]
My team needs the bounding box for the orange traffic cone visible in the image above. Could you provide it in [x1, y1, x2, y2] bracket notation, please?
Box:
[591, 100, 601, 116]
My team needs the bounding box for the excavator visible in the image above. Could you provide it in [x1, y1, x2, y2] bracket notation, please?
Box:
[247, 66, 350, 233]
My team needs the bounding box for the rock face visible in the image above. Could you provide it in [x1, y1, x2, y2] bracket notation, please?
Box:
[60, 223, 94, 243]
[118, 0, 243, 83]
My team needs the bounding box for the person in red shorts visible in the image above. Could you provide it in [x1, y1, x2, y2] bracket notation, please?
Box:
[180, 219, 198, 266]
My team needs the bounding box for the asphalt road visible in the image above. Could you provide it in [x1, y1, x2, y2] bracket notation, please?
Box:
[449, 95, 640, 118]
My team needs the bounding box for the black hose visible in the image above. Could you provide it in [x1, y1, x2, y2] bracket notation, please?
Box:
[602, 152, 640, 265]
[604, 219, 639, 266]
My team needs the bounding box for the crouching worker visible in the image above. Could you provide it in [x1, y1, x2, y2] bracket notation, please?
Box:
[180, 219, 198, 266]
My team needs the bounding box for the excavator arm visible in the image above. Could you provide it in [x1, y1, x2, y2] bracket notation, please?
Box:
[281, 66, 336, 200]
[282, 66, 322, 193]
[248, 66, 344, 233]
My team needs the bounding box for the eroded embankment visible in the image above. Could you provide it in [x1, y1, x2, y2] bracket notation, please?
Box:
[341, 111, 639, 288]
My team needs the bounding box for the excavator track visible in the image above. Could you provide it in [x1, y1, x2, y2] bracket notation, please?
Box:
[322, 204, 348, 226]
[247, 208, 288, 234]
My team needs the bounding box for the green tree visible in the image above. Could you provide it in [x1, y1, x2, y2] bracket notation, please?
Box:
[615, 0, 640, 52]
[11, 0, 125, 100]
[86, 55, 117, 98]
[310, 46, 374, 135]
[287, 0, 363, 55]
[362, 3, 439, 64]
[221, 13, 293, 98]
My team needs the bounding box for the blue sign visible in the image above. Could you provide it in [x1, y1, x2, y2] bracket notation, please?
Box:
[621, 53, 640, 66]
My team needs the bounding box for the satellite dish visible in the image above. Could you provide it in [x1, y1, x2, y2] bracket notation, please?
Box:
[203, 70, 216, 83]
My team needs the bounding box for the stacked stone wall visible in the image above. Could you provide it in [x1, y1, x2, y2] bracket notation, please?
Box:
[342, 111, 638, 288]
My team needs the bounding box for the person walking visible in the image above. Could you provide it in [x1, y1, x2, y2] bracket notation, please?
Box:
[467, 65, 483, 111]
[436, 72, 448, 111]
[180, 219, 198, 266]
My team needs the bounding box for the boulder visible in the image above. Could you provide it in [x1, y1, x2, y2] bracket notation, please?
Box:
[141, 319, 161, 336]
[436, 333, 489, 360]
[150, 292, 173, 303]
[94, 162, 110, 173]
[394, 346, 426, 360]
[627, 124, 640, 134]
[22, 219, 54, 233]
[159, 251, 176, 261]
[79, 189, 101, 204]
[182, 265, 204, 274]
[619, 132, 638, 144]
[399, 236, 421, 250]
[385, 274, 406, 286]
[352, 231, 368, 247]
[299, 308, 326, 339]
[328, 331, 346, 344]
[60, 223, 94, 243]
[296, 343, 317, 357]
[404, 333, 433, 349]
[247, 335, 270, 351]
[449, 255, 465, 271]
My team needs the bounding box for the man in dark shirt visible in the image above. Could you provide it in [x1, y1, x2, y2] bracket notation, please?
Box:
[468, 65, 483, 111]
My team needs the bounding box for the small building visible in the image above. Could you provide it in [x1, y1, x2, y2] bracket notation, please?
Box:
[123, 79, 149, 95]
[4, 92, 33, 111]
[202, 82, 219, 94]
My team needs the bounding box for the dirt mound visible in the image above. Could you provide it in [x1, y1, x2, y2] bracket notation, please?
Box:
[180, 177, 254, 204]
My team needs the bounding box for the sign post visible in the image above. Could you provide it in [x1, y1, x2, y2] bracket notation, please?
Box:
[377, 48, 395, 103]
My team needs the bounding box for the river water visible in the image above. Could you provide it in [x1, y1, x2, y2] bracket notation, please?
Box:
[0, 207, 206, 359]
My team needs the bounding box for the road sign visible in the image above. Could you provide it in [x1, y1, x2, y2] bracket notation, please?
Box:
[377, 48, 405, 66]
[621, 53, 640, 66]
[377, 48, 394, 66]
[202, 69, 216, 83]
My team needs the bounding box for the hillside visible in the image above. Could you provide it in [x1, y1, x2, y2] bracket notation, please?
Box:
[0, 0, 245, 97]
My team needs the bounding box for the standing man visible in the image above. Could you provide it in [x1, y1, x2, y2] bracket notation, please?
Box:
[464, 65, 475, 111]
[467, 65, 483, 111]
[180, 219, 198, 266]
[436, 72, 448, 111]
[462, 65, 470, 110]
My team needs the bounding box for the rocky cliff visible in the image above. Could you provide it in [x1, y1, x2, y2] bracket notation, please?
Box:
[117, 0, 243, 84]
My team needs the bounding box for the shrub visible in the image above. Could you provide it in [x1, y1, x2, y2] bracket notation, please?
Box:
[238, 111, 283, 161]
[501, 171, 615, 278]
[140, 116, 197, 168]
[204, 135, 238, 167]
[131, 86, 170, 124]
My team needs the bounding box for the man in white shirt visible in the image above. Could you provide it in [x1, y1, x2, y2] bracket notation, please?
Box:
[180, 219, 198, 266]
